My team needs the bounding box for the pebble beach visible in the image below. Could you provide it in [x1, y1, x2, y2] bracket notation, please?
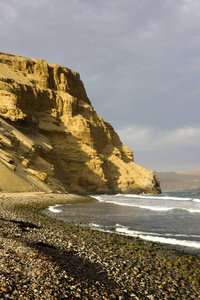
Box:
[0, 193, 200, 299]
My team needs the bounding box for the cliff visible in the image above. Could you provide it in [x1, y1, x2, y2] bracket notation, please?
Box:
[0, 52, 161, 194]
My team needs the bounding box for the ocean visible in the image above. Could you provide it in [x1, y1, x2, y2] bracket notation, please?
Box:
[45, 191, 200, 255]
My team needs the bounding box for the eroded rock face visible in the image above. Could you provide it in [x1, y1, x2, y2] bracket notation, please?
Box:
[0, 52, 161, 194]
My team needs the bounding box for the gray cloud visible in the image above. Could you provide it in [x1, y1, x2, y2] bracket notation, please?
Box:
[118, 125, 200, 171]
[0, 0, 199, 171]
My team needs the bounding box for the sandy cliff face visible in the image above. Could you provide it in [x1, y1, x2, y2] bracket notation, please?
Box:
[0, 52, 161, 194]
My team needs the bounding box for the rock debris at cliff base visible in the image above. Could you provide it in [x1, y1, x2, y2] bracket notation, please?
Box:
[0, 52, 161, 194]
[0, 193, 199, 299]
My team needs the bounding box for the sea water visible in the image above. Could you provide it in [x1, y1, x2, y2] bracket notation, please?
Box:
[45, 191, 200, 255]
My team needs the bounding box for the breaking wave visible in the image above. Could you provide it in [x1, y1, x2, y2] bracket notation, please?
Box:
[115, 225, 200, 249]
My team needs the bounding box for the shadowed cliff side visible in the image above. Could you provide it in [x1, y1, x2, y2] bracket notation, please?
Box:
[0, 52, 161, 194]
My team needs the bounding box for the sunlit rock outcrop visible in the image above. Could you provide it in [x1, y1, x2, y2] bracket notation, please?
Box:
[0, 52, 161, 194]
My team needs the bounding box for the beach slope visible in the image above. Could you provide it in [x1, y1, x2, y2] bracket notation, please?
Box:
[0, 193, 199, 299]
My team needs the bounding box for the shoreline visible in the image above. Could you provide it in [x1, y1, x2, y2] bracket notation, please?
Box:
[0, 193, 200, 299]
[43, 192, 200, 257]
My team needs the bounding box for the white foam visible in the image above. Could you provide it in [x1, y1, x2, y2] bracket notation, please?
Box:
[88, 224, 200, 248]
[139, 207, 200, 213]
[89, 223, 101, 228]
[140, 206, 174, 211]
[115, 226, 200, 249]
[115, 225, 199, 238]
[138, 207, 200, 213]
[172, 233, 200, 238]
[92, 195, 200, 213]
[48, 204, 62, 213]
[187, 209, 200, 213]
[93, 194, 196, 203]
[93, 200, 181, 212]
[193, 199, 200, 202]
[115, 225, 161, 236]
[124, 194, 192, 201]
[92, 195, 104, 201]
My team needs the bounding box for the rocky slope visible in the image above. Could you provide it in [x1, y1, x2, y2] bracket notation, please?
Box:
[0, 52, 161, 194]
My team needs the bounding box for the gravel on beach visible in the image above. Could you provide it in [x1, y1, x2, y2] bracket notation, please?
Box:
[0, 193, 199, 299]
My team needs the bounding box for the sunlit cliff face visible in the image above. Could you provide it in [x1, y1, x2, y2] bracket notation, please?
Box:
[0, 52, 161, 194]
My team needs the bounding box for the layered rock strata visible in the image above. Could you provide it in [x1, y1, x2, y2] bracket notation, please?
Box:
[0, 52, 161, 194]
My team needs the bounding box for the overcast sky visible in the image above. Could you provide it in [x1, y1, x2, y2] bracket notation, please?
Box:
[0, 0, 199, 171]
